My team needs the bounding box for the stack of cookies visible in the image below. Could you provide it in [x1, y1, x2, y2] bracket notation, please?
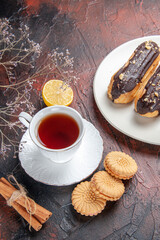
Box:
[71, 151, 138, 216]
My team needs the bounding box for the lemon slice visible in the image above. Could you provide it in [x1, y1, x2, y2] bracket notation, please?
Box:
[42, 80, 73, 106]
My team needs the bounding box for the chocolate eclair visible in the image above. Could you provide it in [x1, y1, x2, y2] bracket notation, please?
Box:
[135, 65, 160, 117]
[108, 41, 160, 103]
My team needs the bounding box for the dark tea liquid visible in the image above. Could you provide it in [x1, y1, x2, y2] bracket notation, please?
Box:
[37, 113, 79, 149]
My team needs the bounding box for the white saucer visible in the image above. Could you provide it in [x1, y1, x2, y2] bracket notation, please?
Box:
[18, 119, 103, 186]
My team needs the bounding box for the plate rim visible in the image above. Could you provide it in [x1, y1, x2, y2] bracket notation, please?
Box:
[93, 35, 160, 145]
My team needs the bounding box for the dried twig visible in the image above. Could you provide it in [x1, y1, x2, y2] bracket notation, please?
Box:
[0, 18, 78, 158]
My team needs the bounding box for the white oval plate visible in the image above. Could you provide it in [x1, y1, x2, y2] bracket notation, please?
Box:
[93, 36, 160, 145]
[18, 119, 103, 186]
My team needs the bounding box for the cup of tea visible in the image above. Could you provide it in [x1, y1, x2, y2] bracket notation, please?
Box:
[19, 106, 85, 163]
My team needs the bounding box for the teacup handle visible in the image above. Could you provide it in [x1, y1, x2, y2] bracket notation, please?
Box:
[19, 112, 32, 128]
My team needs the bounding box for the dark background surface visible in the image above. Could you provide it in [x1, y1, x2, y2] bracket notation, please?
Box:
[0, 0, 160, 239]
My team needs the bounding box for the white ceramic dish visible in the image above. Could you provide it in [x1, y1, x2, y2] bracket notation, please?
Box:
[93, 35, 160, 145]
[18, 119, 103, 186]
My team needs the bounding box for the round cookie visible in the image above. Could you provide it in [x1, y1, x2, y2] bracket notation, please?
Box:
[90, 180, 108, 200]
[91, 179, 120, 201]
[104, 151, 138, 180]
[71, 181, 107, 216]
[92, 171, 125, 200]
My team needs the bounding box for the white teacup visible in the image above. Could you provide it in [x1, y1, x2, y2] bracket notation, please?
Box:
[19, 106, 85, 163]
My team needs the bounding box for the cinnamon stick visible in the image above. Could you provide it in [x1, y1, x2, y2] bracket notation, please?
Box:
[0, 177, 52, 224]
[0, 177, 52, 231]
[0, 177, 46, 224]
[0, 186, 42, 231]
[0, 178, 52, 221]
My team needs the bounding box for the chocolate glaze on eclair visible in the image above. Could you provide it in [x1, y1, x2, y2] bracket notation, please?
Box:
[135, 65, 160, 117]
[108, 41, 160, 103]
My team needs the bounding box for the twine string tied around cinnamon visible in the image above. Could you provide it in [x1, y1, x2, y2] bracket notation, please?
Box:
[7, 175, 36, 231]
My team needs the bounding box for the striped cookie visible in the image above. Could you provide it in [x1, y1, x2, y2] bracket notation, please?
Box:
[71, 181, 107, 216]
